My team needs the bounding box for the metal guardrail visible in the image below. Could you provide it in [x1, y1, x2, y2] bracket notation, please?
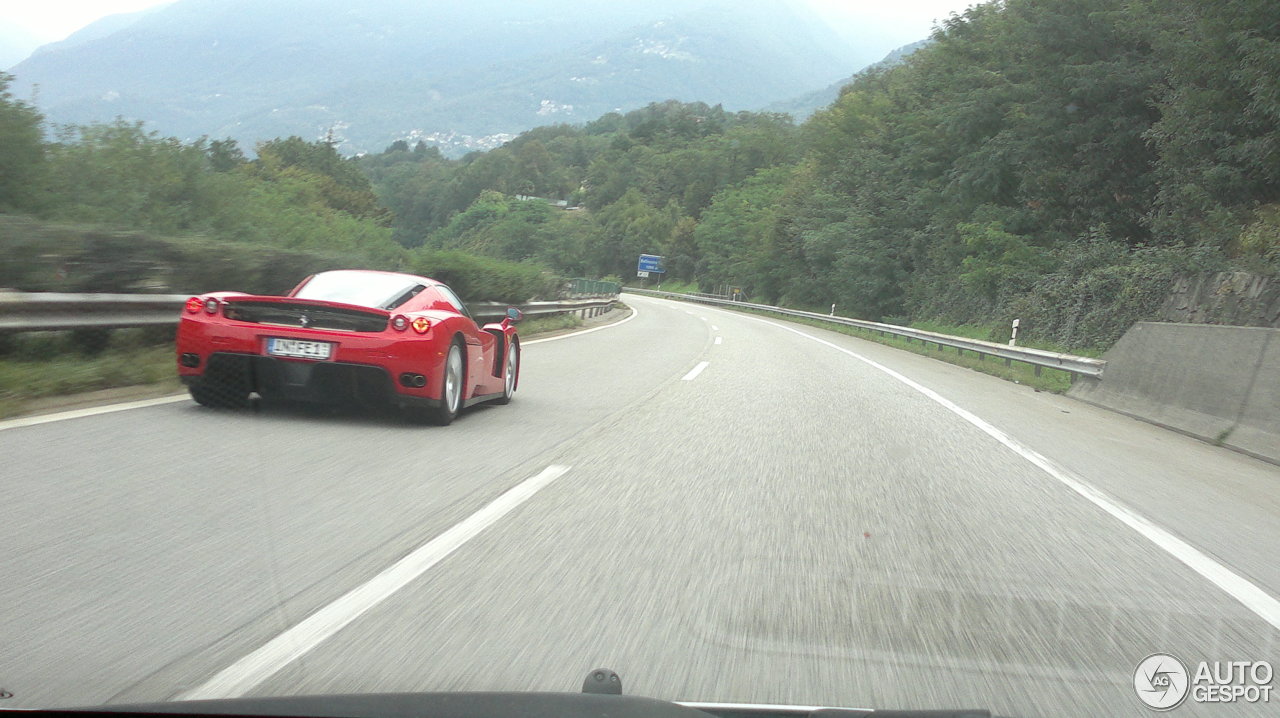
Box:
[0, 292, 618, 332]
[625, 288, 1106, 378]
[471, 297, 617, 321]
[0, 292, 189, 332]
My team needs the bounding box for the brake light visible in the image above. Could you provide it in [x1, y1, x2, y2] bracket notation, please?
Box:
[391, 315, 409, 332]
[411, 317, 431, 334]
[185, 297, 204, 313]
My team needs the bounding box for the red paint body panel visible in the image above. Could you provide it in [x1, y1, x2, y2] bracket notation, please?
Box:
[175, 271, 519, 409]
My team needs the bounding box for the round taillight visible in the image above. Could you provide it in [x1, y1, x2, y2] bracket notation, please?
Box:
[185, 297, 204, 313]
[203, 298, 220, 315]
[391, 315, 409, 332]
[411, 317, 431, 334]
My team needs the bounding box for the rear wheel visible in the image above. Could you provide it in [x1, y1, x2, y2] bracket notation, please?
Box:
[419, 340, 465, 425]
[494, 341, 519, 405]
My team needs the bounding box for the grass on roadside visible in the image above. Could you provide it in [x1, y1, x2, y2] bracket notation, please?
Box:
[517, 312, 584, 335]
[0, 330, 177, 418]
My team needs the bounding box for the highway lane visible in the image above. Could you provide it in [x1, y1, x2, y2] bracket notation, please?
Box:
[237, 294, 1279, 717]
[2, 294, 1278, 717]
[0, 302, 697, 708]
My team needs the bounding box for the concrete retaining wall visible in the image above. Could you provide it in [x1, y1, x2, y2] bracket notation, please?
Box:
[1069, 322, 1279, 465]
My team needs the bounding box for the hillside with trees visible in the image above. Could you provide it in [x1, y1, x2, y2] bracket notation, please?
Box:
[0, 72, 558, 304]
[355, 0, 1279, 349]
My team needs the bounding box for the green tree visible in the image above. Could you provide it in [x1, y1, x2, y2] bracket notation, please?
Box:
[0, 72, 46, 212]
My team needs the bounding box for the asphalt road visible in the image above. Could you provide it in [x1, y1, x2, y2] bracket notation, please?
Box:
[2, 294, 1277, 717]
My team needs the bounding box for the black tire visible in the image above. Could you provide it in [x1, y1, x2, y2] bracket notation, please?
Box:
[420, 339, 465, 425]
[188, 381, 249, 409]
[493, 341, 519, 405]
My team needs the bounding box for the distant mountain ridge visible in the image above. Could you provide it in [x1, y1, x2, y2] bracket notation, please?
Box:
[766, 39, 931, 119]
[9, 0, 878, 155]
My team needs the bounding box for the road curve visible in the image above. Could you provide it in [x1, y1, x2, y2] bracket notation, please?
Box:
[1, 295, 1277, 717]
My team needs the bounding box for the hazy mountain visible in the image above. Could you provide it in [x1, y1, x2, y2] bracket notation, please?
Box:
[29, 4, 176, 58]
[766, 39, 931, 119]
[8, 0, 874, 155]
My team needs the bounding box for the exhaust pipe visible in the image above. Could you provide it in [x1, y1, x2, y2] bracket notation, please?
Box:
[399, 373, 427, 388]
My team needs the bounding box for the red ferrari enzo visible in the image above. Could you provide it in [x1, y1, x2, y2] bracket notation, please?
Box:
[176, 269, 521, 425]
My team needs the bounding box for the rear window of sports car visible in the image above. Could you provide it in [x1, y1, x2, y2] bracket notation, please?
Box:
[293, 271, 425, 310]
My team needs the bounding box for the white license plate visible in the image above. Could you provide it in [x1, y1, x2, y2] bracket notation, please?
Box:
[266, 337, 334, 360]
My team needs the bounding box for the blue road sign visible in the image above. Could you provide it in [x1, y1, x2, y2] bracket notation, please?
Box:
[638, 254, 665, 273]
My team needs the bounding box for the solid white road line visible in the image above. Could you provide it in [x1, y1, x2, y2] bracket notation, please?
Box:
[522, 305, 638, 345]
[699, 304, 1280, 632]
[682, 361, 710, 382]
[0, 395, 188, 433]
[714, 337, 722, 345]
[183, 464, 573, 700]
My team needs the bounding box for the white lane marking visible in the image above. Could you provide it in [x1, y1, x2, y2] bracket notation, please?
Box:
[700, 316, 707, 322]
[703, 306, 1280, 631]
[184, 464, 573, 700]
[682, 361, 710, 382]
[684, 310, 694, 315]
[0, 395, 188, 433]
[522, 305, 638, 345]
[711, 325, 719, 331]
[714, 337, 723, 345]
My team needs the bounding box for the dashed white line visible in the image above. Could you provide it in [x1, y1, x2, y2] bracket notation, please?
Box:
[682, 361, 710, 381]
[712, 325, 719, 331]
[184, 464, 573, 699]
[714, 337, 722, 345]
[699, 304, 1280, 632]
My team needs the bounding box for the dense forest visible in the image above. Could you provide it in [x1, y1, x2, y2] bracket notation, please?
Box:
[3, 0, 1277, 349]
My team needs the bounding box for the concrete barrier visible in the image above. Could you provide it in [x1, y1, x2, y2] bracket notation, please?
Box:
[1230, 332, 1280, 462]
[1069, 322, 1279, 465]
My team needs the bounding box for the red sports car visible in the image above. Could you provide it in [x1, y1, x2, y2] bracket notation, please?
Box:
[176, 269, 521, 425]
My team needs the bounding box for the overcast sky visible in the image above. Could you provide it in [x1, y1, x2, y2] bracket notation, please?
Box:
[3, 1, 979, 67]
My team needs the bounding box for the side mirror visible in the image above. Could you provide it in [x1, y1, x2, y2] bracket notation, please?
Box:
[506, 307, 523, 321]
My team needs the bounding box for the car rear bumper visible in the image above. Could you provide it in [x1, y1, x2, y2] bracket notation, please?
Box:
[177, 316, 448, 404]
[183, 353, 446, 410]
